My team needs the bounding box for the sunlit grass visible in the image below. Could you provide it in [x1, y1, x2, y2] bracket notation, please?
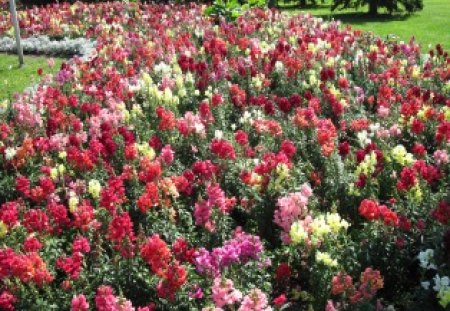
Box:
[0, 53, 64, 100]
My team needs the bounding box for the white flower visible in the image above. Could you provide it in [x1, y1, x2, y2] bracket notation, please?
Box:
[433, 275, 450, 292]
[214, 130, 223, 140]
[4, 147, 16, 160]
[274, 61, 284, 72]
[421, 281, 430, 290]
[357, 130, 371, 147]
[418, 249, 435, 269]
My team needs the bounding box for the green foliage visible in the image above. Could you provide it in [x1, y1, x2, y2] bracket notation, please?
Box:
[205, 0, 267, 21]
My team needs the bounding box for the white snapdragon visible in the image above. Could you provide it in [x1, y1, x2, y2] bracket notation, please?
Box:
[433, 275, 450, 292]
[214, 130, 223, 140]
[4, 147, 16, 160]
[418, 249, 437, 270]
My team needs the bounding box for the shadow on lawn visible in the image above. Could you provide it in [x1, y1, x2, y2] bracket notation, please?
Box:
[280, 3, 414, 25]
[317, 12, 412, 25]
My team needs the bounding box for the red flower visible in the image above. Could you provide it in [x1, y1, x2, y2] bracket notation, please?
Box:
[15, 175, 30, 197]
[358, 199, 380, 221]
[140, 234, 172, 277]
[280, 140, 296, 159]
[396, 167, 417, 191]
[210, 138, 236, 160]
[0, 290, 16, 311]
[72, 236, 91, 254]
[273, 294, 287, 306]
[23, 236, 42, 253]
[0, 201, 19, 228]
[338, 141, 350, 158]
[432, 201, 450, 225]
[234, 130, 249, 145]
[107, 212, 136, 257]
[275, 262, 291, 282]
[23, 209, 50, 233]
[137, 182, 160, 213]
[172, 238, 195, 263]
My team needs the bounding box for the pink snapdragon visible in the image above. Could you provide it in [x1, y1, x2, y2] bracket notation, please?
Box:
[212, 278, 243, 308]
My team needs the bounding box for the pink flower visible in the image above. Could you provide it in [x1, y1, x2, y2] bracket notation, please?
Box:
[273, 186, 312, 243]
[238, 289, 271, 311]
[95, 286, 119, 311]
[71, 294, 89, 311]
[325, 300, 337, 311]
[212, 278, 242, 308]
[434, 149, 449, 166]
[377, 106, 390, 118]
[159, 145, 175, 165]
[47, 58, 55, 68]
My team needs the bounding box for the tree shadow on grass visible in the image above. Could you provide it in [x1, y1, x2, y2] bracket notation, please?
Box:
[279, 2, 415, 26]
[278, 2, 330, 10]
[316, 11, 412, 25]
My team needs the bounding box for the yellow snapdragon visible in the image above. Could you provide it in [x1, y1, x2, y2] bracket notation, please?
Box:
[311, 216, 331, 238]
[290, 221, 308, 244]
[136, 143, 155, 160]
[355, 151, 377, 176]
[68, 192, 79, 213]
[326, 213, 350, 233]
[88, 179, 102, 199]
[391, 145, 414, 166]
[0, 221, 8, 238]
[316, 251, 338, 267]
[438, 288, 450, 308]
[443, 107, 450, 121]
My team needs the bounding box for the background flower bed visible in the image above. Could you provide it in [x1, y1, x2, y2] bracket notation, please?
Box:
[0, 2, 449, 311]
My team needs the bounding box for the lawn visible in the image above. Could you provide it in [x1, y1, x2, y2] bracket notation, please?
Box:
[279, 0, 450, 51]
[0, 53, 63, 100]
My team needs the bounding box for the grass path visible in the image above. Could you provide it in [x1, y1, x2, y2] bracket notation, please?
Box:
[0, 53, 63, 100]
[280, 0, 450, 51]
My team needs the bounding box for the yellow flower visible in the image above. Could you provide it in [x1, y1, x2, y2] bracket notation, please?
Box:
[443, 107, 450, 121]
[290, 221, 308, 244]
[50, 168, 58, 180]
[0, 99, 8, 113]
[412, 185, 423, 203]
[58, 164, 66, 176]
[355, 151, 377, 175]
[391, 145, 414, 166]
[275, 163, 290, 179]
[316, 251, 338, 267]
[88, 179, 102, 199]
[411, 65, 421, 79]
[0, 221, 8, 238]
[59, 151, 67, 159]
[136, 143, 155, 160]
[438, 288, 450, 308]
[326, 213, 349, 233]
[68, 193, 79, 213]
[311, 216, 331, 238]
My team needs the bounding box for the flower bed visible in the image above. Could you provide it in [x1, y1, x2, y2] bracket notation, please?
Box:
[0, 36, 95, 58]
[0, 2, 449, 311]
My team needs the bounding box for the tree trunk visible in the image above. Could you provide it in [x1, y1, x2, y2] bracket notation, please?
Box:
[368, 0, 378, 15]
[267, 0, 277, 8]
[299, 0, 307, 7]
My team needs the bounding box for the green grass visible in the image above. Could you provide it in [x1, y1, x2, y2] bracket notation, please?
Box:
[279, 0, 450, 51]
[0, 53, 64, 100]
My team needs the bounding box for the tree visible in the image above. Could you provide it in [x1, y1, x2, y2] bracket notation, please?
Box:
[332, 0, 423, 15]
[9, 0, 24, 67]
